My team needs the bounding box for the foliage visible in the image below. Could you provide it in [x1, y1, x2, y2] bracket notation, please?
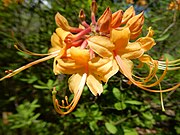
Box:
[0, 0, 179, 134]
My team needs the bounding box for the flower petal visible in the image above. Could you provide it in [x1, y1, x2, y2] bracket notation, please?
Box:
[102, 59, 119, 82]
[88, 36, 115, 50]
[136, 37, 156, 51]
[70, 47, 90, 64]
[88, 43, 112, 57]
[86, 74, 103, 96]
[49, 33, 63, 53]
[110, 27, 130, 51]
[68, 73, 83, 94]
[56, 28, 71, 42]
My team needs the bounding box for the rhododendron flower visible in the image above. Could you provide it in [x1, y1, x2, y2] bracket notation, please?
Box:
[0, 0, 180, 115]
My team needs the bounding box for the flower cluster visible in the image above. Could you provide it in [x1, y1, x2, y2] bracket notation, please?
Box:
[1, 0, 179, 115]
[168, 0, 180, 10]
[126, 0, 147, 6]
[2, 0, 24, 7]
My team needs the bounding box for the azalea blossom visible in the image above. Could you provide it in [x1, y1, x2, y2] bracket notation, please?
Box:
[0, 0, 180, 115]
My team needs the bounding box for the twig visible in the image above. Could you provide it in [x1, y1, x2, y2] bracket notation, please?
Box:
[114, 114, 138, 125]
[160, 9, 177, 36]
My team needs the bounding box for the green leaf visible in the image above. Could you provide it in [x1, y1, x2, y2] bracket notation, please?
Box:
[33, 85, 49, 89]
[114, 102, 126, 110]
[123, 127, 138, 135]
[105, 122, 117, 134]
[156, 33, 170, 41]
[163, 53, 175, 61]
[175, 126, 180, 134]
[47, 79, 54, 89]
[112, 87, 121, 100]
[142, 112, 153, 120]
[151, 17, 165, 22]
[125, 100, 142, 105]
[89, 121, 98, 131]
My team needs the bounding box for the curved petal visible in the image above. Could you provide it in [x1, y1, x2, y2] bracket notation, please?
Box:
[110, 27, 130, 51]
[54, 57, 84, 74]
[86, 74, 103, 96]
[56, 28, 71, 42]
[88, 40, 113, 57]
[121, 49, 144, 59]
[88, 57, 111, 70]
[136, 37, 156, 51]
[102, 59, 119, 82]
[119, 58, 134, 76]
[68, 73, 83, 94]
[118, 42, 144, 59]
[88, 36, 115, 50]
[49, 33, 63, 53]
[70, 47, 90, 64]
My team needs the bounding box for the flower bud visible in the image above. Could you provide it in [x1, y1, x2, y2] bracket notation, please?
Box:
[91, 0, 97, 14]
[121, 6, 135, 25]
[97, 7, 112, 32]
[79, 9, 86, 22]
[111, 10, 123, 28]
[125, 12, 144, 39]
[55, 12, 71, 31]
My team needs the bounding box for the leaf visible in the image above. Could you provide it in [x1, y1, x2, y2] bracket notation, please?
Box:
[142, 112, 153, 120]
[89, 121, 98, 131]
[123, 127, 138, 135]
[33, 85, 49, 89]
[156, 33, 170, 42]
[114, 102, 126, 110]
[163, 53, 175, 61]
[151, 17, 165, 22]
[105, 122, 117, 134]
[112, 87, 121, 100]
[125, 100, 142, 105]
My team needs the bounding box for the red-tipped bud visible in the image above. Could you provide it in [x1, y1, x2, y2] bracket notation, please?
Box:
[91, 0, 97, 14]
[97, 7, 112, 32]
[111, 10, 123, 28]
[79, 9, 86, 22]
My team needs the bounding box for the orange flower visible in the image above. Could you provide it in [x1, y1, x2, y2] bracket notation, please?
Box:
[1, 0, 179, 115]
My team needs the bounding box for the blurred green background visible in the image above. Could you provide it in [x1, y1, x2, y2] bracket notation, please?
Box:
[0, 0, 180, 134]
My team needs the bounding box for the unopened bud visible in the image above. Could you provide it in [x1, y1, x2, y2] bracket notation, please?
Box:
[55, 12, 71, 31]
[91, 0, 97, 14]
[126, 12, 144, 39]
[111, 10, 123, 28]
[97, 7, 112, 32]
[79, 9, 86, 22]
[121, 6, 135, 24]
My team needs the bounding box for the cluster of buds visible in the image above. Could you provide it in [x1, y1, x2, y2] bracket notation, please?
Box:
[1, 0, 179, 115]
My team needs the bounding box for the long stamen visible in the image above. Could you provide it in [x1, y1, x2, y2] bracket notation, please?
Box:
[52, 73, 87, 115]
[114, 53, 180, 93]
[155, 75, 165, 111]
[158, 59, 180, 70]
[0, 53, 58, 81]
[14, 44, 60, 56]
